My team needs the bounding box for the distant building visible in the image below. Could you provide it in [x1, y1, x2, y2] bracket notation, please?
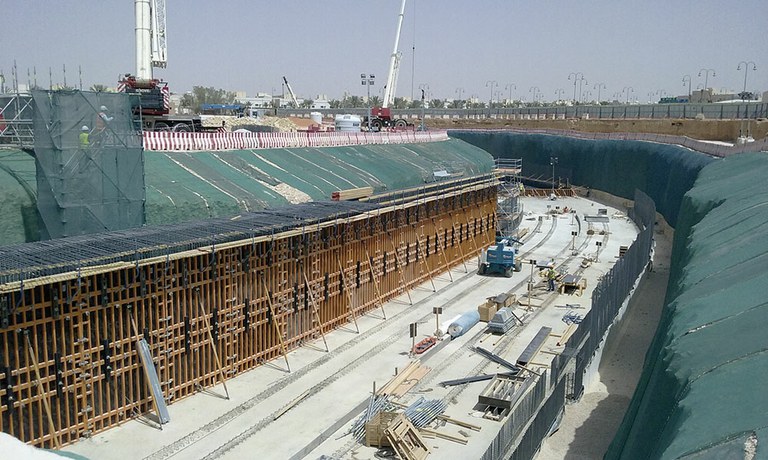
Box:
[239, 93, 275, 108]
[690, 88, 738, 103]
[311, 95, 330, 110]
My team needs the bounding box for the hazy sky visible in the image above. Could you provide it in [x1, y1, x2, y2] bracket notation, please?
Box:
[3, 0, 767, 103]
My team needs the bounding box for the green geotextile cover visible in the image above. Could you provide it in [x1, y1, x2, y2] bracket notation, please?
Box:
[143, 138, 493, 226]
[449, 130, 713, 228]
[605, 152, 768, 459]
[0, 148, 39, 243]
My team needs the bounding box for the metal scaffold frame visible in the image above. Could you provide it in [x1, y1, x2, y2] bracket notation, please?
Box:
[0, 179, 498, 448]
[0, 93, 35, 150]
[494, 158, 523, 237]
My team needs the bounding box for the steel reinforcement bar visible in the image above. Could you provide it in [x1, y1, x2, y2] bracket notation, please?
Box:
[0, 181, 497, 448]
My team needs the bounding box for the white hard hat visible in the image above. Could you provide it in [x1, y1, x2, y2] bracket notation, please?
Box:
[100, 105, 108, 111]
[81, 125, 89, 131]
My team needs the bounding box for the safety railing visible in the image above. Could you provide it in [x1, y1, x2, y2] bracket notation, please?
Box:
[142, 129, 449, 151]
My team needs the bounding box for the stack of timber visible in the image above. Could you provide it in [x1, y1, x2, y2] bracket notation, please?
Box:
[331, 186, 374, 201]
[378, 361, 431, 398]
[0, 179, 498, 448]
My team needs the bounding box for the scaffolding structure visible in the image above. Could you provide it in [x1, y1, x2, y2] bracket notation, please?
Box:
[0, 93, 34, 150]
[0, 178, 497, 448]
[494, 158, 523, 237]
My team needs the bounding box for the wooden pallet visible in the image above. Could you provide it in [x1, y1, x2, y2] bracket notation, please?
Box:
[384, 413, 429, 460]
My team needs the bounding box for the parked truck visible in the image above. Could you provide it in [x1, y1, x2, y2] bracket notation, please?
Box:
[118, 74, 206, 132]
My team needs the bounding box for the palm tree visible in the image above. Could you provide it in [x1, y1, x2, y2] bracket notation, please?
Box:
[90, 84, 108, 92]
[347, 95, 362, 108]
[430, 98, 444, 109]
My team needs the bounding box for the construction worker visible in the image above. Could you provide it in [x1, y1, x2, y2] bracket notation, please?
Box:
[546, 267, 557, 292]
[79, 125, 90, 147]
[93, 105, 113, 146]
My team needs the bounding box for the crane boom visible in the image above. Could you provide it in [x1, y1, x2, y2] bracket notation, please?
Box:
[382, 0, 406, 109]
[283, 76, 300, 108]
[135, 0, 167, 80]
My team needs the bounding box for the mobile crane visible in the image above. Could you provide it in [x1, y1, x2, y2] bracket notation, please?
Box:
[118, 0, 206, 132]
[362, 0, 410, 131]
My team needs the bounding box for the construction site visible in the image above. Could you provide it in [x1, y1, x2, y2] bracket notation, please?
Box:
[2, 1, 768, 459]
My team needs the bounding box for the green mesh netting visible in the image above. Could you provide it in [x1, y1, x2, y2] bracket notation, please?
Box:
[449, 130, 713, 228]
[143, 138, 494, 226]
[0, 148, 39, 243]
[605, 152, 768, 459]
[32, 89, 145, 239]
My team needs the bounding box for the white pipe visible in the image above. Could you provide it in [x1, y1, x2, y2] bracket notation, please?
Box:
[135, 0, 152, 79]
[382, 0, 406, 109]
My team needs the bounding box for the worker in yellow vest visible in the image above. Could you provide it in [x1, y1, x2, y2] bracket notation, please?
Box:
[79, 125, 90, 147]
[546, 268, 557, 292]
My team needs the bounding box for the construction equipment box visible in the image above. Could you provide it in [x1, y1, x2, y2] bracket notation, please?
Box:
[479, 301, 498, 322]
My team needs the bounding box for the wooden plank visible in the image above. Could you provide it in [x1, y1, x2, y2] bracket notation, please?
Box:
[419, 427, 468, 445]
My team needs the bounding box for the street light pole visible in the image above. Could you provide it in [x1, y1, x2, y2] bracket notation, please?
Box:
[682, 75, 691, 100]
[622, 86, 634, 104]
[593, 82, 606, 103]
[485, 80, 497, 110]
[568, 72, 585, 103]
[697, 68, 715, 102]
[361, 73, 375, 130]
[550, 156, 558, 197]
[419, 83, 429, 130]
[737, 61, 757, 100]
[529, 86, 540, 103]
[505, 83, 516, 106]
[555, 88, 564, 101]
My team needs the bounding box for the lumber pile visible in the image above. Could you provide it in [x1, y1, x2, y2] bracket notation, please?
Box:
[331, 186, 374, 201]
[378, 361, 431, 398]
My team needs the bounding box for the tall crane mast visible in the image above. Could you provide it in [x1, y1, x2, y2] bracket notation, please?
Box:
[135, 0, 167, 80]
[382, 0, 406, 109]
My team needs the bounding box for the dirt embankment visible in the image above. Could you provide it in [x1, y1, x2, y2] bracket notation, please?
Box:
[425, 117, 768, 143]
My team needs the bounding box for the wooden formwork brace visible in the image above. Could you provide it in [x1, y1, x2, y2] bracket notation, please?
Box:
[431, 218, 454, 282]
[24, 331, 61, 449]
[416, 223, 437, 292]
[465, 213, 482, 257]
[448, 213, 469, 273]
[387, 235, 414, 305]
[259, 278, 292, 372]
[336, 257, 360, 334]
[195, 291, 231, 399]
[364, 249, 387, 319]
[302, 273, 329, 352]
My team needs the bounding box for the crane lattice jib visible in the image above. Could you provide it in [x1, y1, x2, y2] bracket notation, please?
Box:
[382, 0, 406, 109]
[151, 0, 167, 68]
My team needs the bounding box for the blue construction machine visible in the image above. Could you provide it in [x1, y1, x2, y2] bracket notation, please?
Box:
[478, 237, 523, 278]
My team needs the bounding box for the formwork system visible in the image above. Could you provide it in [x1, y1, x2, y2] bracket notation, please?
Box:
[0, 177, 497, 448]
